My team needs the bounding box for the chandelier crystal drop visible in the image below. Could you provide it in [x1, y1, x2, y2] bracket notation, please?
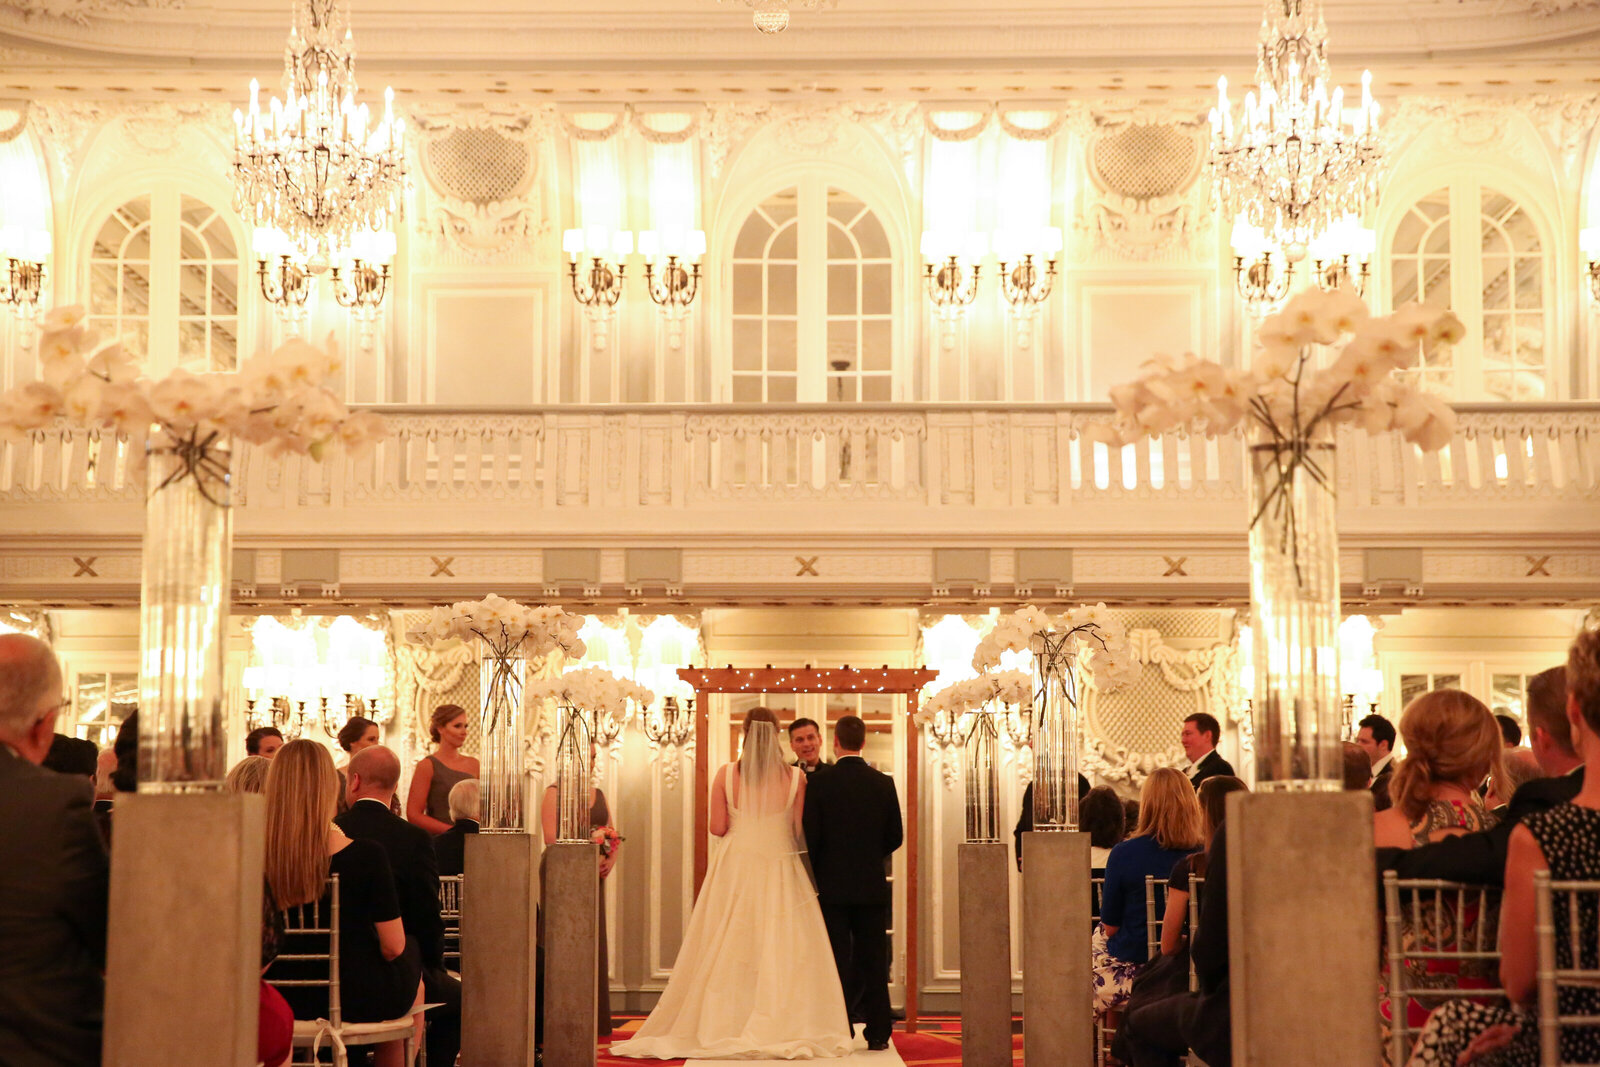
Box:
[752, 0, 790, 34]
[1208, 0, 1381, 260]
[233, 0, 407, 270]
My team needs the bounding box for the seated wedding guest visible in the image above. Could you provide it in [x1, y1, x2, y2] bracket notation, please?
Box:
[1358, 713, 1398, 811]
[1159, 775, 1246, 958]
[1182, 712, 1234, 789]
[0, 633, 109, 1067]
[1344, 741, 1375, 792]
[1115, 819, 1235, 1067]
[1489, 749, 1544, 813]
[787, 716, 833, 775]
[245, 725, 284, 759]
[336, 715, 398, 815]
[263, 740, 422, 1067]
[407, 704, 478, 835]
[91, 746, 117, 843]
[434, 778, 480, 878]
[1404, 631, 1600, 1067]
[225, 754, 272, 795]
[109, 710, 137, 794]
[1093, 767, 1204, 1015]
[42, 733, 98, 780]
[1083, 785, 1127, 871]
[1013, 773, 1093, 869]
[1123, 798, 1140, 837]
[1496, 711, 1523, 749]
[1381, 665, 1582, 887]
[336, 746, 460, 1067]
[1374, 689, 1503, 851]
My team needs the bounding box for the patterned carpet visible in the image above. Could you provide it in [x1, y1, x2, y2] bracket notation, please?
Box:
[597, 1018, 1025, 1065]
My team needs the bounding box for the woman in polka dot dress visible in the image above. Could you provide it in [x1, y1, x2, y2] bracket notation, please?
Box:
[1407, 631, 1600, 1067]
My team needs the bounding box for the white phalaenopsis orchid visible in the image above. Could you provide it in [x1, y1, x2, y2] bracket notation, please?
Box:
[0, 306, 389, 473]
[527, 666, 656, 719]
[971, 604, 1141, 691]
[917, 670, 1034, 727]
[419, 595, 588, 661]
[1102, 286, 1463, 453]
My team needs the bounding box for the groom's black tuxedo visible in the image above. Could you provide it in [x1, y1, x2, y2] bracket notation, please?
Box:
[804, 754, 902, 1046]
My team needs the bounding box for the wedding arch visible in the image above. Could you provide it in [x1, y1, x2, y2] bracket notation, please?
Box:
[677, 665, 940, 1033]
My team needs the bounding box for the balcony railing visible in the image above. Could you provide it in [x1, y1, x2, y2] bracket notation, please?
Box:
[2, 403, 1596, 537]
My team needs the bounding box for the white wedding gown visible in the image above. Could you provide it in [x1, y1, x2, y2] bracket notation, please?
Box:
[609, 764, 856, 1060]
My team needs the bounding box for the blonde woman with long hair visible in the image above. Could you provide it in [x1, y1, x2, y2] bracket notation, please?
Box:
[1374, 690, 1504, 850]
[261, 740, 423, 1067]
[1092, 766, 1205, 1015]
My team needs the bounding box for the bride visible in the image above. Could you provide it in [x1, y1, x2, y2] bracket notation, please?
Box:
[610, 708, 856, 1059]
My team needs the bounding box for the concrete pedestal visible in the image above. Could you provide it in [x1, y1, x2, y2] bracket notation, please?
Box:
[958, 843, 1013, 1067]
[542, 841, 599, 1067]
[462, 831, 538, 1067]
[1021, 830, 1092, 1066]
[1228, 791, 1380, 1067]
[104, 793, 264, 1066]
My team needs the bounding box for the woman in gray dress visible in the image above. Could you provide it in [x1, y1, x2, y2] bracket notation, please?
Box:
[406, 704, 479, 834]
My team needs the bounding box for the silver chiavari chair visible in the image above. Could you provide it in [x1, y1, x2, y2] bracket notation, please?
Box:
[1535, 871, 1600, 1066]
[438, 875, 464, 976]
[1188, 873, 1205, 994]
[1382, 872, 1503, 1067]
[268, 874, 422, 1066]
[1145, 875, 1168, 962]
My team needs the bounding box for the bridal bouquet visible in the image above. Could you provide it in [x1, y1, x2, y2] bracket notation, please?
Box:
[526, 666, 656, 720]
[0, 306, 387, 501]
[973, 603, 1141, 690]
[421, 594, 587, 660]
[917, 669, 1033, 727]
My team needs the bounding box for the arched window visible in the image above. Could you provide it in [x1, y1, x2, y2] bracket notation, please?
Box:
[730, 179, 894, 403]
[87, 190, 241, 373]
[1387, 182, 1549, 400]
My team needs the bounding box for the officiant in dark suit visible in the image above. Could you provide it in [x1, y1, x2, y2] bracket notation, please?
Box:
[334, 746, 461, 1067]
[803, 714, 902, 1051]
[788, 717, 833, 775]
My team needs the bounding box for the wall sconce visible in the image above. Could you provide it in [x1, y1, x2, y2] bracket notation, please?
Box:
[254, 227, 313, 327]
[921, 231, 985, 350]
[332, 229, 396, 349]
[563, 227, 632, 348]
[644, 695, 696, 787]
[0, 227, 51, 346]
[1231, 219, 1293, 312]
[1308, 217, 1375, 296]
[639, 227, 705, 350]
[1582, 227, 1600, 303]
[993, 226, 1062, 349]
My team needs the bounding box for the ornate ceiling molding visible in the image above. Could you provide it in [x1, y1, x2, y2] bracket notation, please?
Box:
[0, 0, 180, 26]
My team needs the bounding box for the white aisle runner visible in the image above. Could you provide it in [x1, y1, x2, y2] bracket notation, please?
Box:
[683, 1026, 907, 1066]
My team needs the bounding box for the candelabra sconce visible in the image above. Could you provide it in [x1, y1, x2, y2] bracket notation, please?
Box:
[245, 695, 305, 740]
[1582, 228, 1600, 304]
[1309, 218, 1376, 298]
[639, 228, 705, 351]
[0, 227, 51, 347]
[331, 231, 396, 350]
[563, 227, 633, 350]
[999, 702, 1032, 749]
[921, 231, 985, 351]
[994, 227, 1062, 351]
[1230, 219, 1294, 313]
[644, 695, 696, 749]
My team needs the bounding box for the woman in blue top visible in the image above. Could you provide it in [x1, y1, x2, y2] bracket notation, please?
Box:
[1093, 766, 1204, 1015]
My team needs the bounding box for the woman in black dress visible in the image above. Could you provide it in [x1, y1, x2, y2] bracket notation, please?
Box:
[262, 740, 423, 1067]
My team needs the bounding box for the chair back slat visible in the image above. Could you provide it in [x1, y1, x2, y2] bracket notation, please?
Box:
[1188, 873, 1204, 993]
[1383, 873, 1503, 1066]
[1535, 873, 1600, 1066]
[270, 874, 343, 1028]
[440, 874, 464, 970]
[1145, 874, 1167, 961]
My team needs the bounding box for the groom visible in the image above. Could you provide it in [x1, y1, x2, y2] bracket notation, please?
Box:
[803, 714, 902, 1051]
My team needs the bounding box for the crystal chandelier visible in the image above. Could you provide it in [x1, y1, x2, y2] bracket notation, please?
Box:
[1208, 0, 1381, 263]
[233, 0, 407, 271]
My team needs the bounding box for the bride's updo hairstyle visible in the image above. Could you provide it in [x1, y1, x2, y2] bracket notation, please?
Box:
[744, 706, 781, 735]
[1390, 689, 1503, 823]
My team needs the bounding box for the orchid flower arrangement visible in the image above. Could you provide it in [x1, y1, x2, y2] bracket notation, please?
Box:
[916, 669, 1034, 728]
[526, 666, 656, 720]
[972, 603, 1141, 691]
[420, 595, 588, 661]
[0, 306, 387, 503]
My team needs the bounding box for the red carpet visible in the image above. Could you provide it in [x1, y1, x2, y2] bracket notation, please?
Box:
[598, 1019, 1025, 1065]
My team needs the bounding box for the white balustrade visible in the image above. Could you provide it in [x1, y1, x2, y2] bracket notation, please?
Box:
[2, 403, 1596, 535]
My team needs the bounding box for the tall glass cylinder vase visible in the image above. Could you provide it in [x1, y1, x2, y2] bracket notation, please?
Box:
[962, 711, 1001, 842]
[1031, 632, 1081, 831]
[478, 640, 526, 831]
[1248, 436, 1342, 790]
[554, 703, 592, 842]
[138, 435, 233, 793]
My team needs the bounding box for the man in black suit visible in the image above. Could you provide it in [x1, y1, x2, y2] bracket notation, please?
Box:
[334, 746, 461, 1067]
[803, 714, 902, 1051]
[1356, 713, 1397, 812]
[0, 633, 109, 1067]
[1182, 712, 1234, 789]
[1381, 665, 1581, 885]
